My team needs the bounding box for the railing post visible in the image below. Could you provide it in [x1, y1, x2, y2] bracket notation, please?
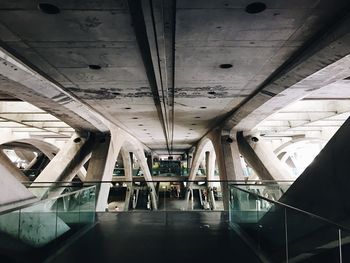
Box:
[339, 229, 343, 263]
[285, 208, 289, 263]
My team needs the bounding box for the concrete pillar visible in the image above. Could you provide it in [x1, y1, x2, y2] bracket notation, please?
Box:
[206, 151, 216, 210]
[200, 159, 206, 175]
[85, 131, 125, 212]
[146, 152, 153, 175]
[185, 144, 206, 209]
[236, 132, 291, 181]
[31, 133, 94, 198]
[121, 148, 133, 211]
[130, 152, 134, 168]
[133, 146, 158, 210]
[187, 147, 195, 169]
[210, 130, 245, 210]
[0, 149, 29, 182]
[205, 151, 210, 176]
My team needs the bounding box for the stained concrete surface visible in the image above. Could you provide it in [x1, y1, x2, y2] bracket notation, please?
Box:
[47, 212, 261, 263]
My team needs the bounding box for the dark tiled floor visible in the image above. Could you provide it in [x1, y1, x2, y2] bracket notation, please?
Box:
[47, 212, 262, 263]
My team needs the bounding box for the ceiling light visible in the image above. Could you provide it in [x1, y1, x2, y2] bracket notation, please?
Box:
[245, 2, 266, 14]
[88, 64, 101, 70]
[219, 63, 233, 69]
[73, 137, 81, 143]
[38, 3, 60, 14]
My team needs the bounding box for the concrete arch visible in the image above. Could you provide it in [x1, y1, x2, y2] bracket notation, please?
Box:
[188, 137, 215, 181]
[3, 138, 59, 159]
[1, 138, 88, 181]
[119, 138, 157, 210]
[274, 137, 327, 157]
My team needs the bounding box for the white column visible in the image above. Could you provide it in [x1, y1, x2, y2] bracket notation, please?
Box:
[86, 131, 125, 212]
[32, 133, 94, 198]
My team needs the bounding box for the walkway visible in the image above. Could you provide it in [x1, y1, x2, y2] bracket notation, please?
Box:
[47, 212, 261, 263]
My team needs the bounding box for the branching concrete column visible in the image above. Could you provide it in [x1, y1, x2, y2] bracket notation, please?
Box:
[237, 132, 291, 181]
[121, 148, 133, 211]
[32, 133, 94, 198]
[206, 150, 216, 210]
[210, 129, 245, 210]
[0, 150, 29, 182]
[86, 130, 126, 212]
[133, 146, 158, 210]
[185, 142, 207, 209]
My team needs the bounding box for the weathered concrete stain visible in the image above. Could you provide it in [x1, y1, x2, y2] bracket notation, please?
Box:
[66, 87, 152, 99]
[174, 85, 248, 98]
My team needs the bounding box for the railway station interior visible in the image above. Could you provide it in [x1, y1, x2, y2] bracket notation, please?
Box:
[1, 0, 350, 262]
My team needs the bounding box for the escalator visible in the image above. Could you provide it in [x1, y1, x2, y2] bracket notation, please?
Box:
[134, 189, 151, 210]
[192, 189, 202, 210]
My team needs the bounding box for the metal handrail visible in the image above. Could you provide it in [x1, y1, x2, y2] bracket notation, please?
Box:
[230, 185, 350, 232]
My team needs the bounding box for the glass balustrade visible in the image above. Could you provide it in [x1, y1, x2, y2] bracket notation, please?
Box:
[229, 185, 349, 263]
[6, 178, 348, 262]
[0, 186, 96, 248]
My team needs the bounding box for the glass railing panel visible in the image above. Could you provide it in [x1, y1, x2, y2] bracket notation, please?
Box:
[105, 180, 227, 212]
[159, 182, 187, 211]
[158, 181, 225, 211]
[229, 186, 287, 262]
[0, 185, 96, 255]
[0, 210, 20, 240]
[230, 186, 270, 223]
[78, 186, 96, 223]
[56, 191, 81, 231]
[340, 229, 350, 263]
[19, 200, 59, 247]
[256, 207, 287, 262]
[229, 185, 347, 262]
[236, 182, 293, 202]
[285, 209, 341, 263]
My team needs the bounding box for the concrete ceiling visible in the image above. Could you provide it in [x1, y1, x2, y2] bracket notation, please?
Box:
[0, 0, 349, 153]
[0, 101, 74, 144]
[255, 79, 350, 140]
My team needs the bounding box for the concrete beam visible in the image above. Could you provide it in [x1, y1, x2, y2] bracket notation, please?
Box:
[31, 133, 94, 198]
[128, 0, 172, 152]
[224, 12, 350, 132]
[0, 149, 29, 182]
[237, 132, 292, 181]
[141, 0, 176, 152]
[0, 47, 108, 132]
[0, 156, 36, 209]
